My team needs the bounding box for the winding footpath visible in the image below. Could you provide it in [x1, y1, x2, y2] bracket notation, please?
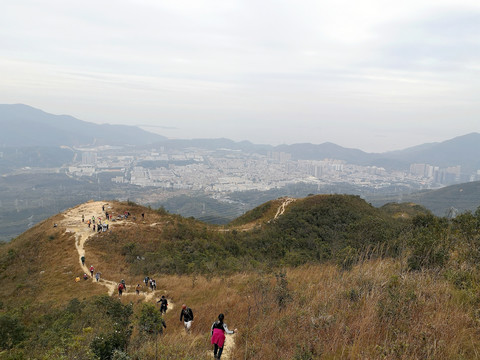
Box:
[62, 201, 162, 303]
[63, 201, 239, 358]
[273, 197, 296, 220]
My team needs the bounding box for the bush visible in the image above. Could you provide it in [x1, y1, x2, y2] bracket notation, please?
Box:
[0, 313, 26, 350]
[137, 303, 166, 335]
[111, 349, 131, 360]
[91, 332, 129, 360]
[407, 215, 450, 270]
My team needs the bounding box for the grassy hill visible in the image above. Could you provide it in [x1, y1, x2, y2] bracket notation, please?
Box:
[2, 195, 480, 359]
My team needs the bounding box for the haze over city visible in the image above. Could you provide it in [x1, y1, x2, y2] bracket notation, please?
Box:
[1, 0, 479, 152]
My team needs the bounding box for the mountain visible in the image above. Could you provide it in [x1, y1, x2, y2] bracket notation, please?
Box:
[403, 180, 480, 216]
[2, 196, 479, 359]
[154, 138, 272, 153]
[0, 104, 166, 147]
[272, 133, 480, 174]
[274, 142, 373, 163]
[381, 133, 480, 173]
[3, 104, 479, 174]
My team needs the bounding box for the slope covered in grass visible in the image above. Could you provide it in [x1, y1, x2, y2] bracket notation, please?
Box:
[2, 195, 480, 359]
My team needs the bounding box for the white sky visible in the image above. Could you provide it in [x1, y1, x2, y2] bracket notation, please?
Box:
[1, 0, 479, 152]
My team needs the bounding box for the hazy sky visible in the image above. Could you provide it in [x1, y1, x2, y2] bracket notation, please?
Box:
[1, 0, 479, 152]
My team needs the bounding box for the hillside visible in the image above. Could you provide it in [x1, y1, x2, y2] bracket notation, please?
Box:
[2, 195, 480, 359]
[382, 132, 480, 173]
[369, 180, 480, 217]
[0, 104, 166, 147]
[405, 180, 480, 216]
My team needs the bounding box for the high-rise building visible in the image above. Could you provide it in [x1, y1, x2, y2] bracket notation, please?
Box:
[81, 152, 97, 165]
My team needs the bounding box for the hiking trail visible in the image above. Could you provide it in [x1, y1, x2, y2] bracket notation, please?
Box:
[63, 201, 237, 357]
[222, 333, 236, 360]
[62, 201, 170, 306]
[273, 197, 296, 220]
[205, 332, 236, 360]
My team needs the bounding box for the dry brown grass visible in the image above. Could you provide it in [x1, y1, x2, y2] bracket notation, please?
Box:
[109, 260, 480, 359]
[0, 213, 105, 308]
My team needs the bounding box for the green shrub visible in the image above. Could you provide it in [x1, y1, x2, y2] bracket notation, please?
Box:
[0, 313, 26, 350]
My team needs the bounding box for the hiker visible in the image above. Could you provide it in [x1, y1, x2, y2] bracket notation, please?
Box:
[82, 214, 84, 222]
[75, 276, 80, 282]
[136, 284, 141, 295]
[92, 224, 95, 231]
[180, 304, 194, 332]
[89, 265, 94, 277]
[157, 295, 168, 314]
[102, 205, 105, 211]
[83, 273, 88, 280]
[144, 276, 150, 287]
[211, 313, 237, 359]
[121, 279, 127, 292]
[159, 318, 167, 334]
[118, 283, 124, 296]
[95, 272, 101, 282]
[152, 279, 157, 290]
[81, 255, 85, 266]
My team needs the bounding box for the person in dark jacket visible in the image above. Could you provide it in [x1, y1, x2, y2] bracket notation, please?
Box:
[180, 304, 194, 332]
[211, 313, 237, 359]
[157, 295, 168, 314]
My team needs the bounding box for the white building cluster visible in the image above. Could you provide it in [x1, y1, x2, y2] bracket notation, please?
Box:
[65, 147, 475, 194]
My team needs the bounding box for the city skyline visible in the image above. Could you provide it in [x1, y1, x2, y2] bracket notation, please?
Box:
[1, 0, 480, 152]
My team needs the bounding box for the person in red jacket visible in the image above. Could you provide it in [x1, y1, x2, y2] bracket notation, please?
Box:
[211, 313, 237, 359]
[89, 265, 94, 277]
[118, 282, 124, 296]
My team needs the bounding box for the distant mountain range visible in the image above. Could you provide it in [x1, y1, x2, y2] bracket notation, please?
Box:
[2, 104, 480, 174]
[0, 104, 166, 147]
[274, 133, 480, 173]
[159, 133, 480, 176]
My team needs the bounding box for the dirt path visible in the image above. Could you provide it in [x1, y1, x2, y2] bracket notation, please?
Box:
[273, 197, 296, 220]
[62, 201, 171, 305]
[206, 332, 236, 360]
[222, 333, 236, 360]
